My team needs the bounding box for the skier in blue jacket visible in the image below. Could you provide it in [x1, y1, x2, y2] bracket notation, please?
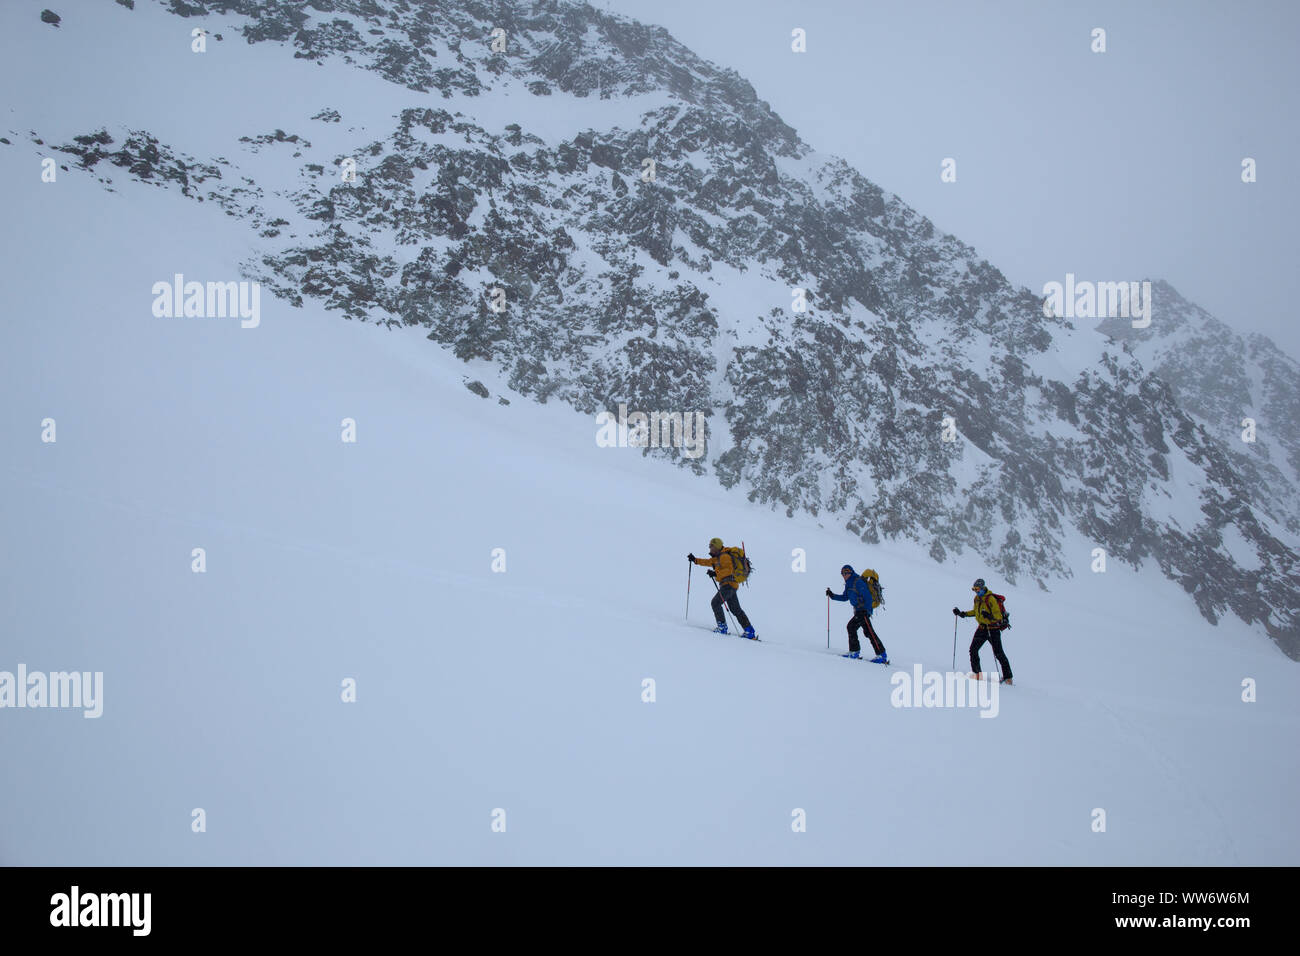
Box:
[826, 565, 888, 663]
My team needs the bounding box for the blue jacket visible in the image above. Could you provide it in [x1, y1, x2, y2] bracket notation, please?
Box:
[831, 573, 874, 614]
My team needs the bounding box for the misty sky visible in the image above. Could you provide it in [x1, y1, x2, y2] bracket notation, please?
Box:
[598, 0, 1299, 357]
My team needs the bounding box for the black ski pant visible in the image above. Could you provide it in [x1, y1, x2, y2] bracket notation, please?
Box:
[848, 609, 885, 656]
[969, 626, 1012, 679]
[712, 584, 752, 630]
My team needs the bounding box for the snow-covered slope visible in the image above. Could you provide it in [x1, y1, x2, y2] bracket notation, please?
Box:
[4, 0, 1300, 866]
[7, 0, 1293, 656]
[2, 120, 1299, 865]
[1101, 279, 1300, 513]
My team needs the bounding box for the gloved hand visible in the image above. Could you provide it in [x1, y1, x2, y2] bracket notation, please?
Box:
[687, 553, 696, 562]
[952, 607, 962, 617]
[825, 588, 834, 597]
[707, 570, 716, 579]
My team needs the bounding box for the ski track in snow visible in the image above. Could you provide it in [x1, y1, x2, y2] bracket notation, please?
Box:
[1090, 697, 1242, 865]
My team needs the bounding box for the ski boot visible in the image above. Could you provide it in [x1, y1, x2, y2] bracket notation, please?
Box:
[742, 626, 757, 640]
[712, 621, 728, 634]
[1001, 677, 1013, 686]
[870, 653, 889, 664]
[842, 650, 860, 659]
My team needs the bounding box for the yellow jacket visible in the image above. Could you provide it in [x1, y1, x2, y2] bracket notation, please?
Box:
[694, 550, 742, 588]
[961, 592, 1003, 628]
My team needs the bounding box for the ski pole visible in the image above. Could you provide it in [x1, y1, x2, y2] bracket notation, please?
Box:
[952, 616, 957, 671]
[686, 561, 693, 620]
[827, 594, 830, 649]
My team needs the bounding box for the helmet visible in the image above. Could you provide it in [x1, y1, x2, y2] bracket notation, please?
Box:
[709, 537, 724, 552]
[841, 565, 855, 575]
[972, 578, 986, 591]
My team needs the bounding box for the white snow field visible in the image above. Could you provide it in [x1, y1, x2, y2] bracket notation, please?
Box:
[2, 139, 1298, 867]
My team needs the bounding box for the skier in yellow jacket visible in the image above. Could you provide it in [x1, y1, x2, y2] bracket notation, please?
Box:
[688, 538, 756, 639]
[953, 578, 1013, 684]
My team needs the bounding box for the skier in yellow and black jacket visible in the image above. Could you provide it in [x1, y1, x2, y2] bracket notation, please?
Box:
[689, 538, 756, 639]
[953, 578, 1013, 684]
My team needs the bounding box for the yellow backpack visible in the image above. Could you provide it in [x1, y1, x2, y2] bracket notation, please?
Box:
[861, 568, 884, 608]
[723, 546, 752, 585]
